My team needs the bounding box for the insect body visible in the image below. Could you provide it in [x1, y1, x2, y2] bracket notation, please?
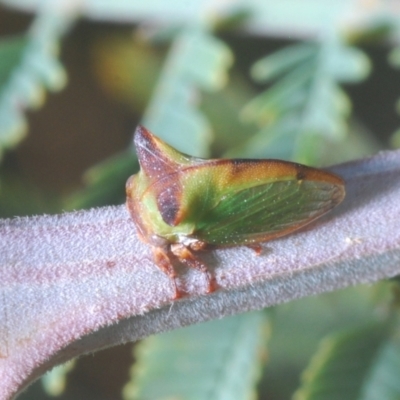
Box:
[126, 126, 345, 298]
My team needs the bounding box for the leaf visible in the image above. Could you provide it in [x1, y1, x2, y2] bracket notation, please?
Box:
[260, 285, 381, 399]
[0, 36, 28, 88]
[360, 337, 400, 400]
[241, 36, 370, 164]
[5, 0, 395, 41]
[41, 360, 76, 396]
[325, 44, 371, 83]
[0, 6, 75, 160]
[243, 59, 313, 124]
[251, 43, 317, 83]
[201, 73, 257, 155]
[225, 116, 298, 159]
[142, 28, 232, 157]
[123, 312, 270, 400]
[293, 323, 389, 400]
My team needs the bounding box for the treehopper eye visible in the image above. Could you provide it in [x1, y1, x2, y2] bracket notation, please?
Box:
[126, 126, 345, 299]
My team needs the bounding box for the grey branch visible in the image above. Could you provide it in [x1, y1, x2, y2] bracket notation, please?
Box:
[1, 149, 400, 399]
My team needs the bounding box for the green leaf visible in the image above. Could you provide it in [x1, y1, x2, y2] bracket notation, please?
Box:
[293, 323, 389, 400]
[142, 28, 233, 157]
[242, 60, 313, 124]
[325, 44, 371, 83]
[123, 312, 270, 400]
[0, 36, 28, 88]
[41, 360, 76, 396]
[0, 36, 30, 150]
[241, 36, 369, 164]
[259, 286, 385, 399]
[226, 116, 299, 159]
[0, 7, 74, 160]
[201, 73, 256, 155]
[299, 78, 350, 140]
[251, 43, 317, 83]
[360, 338, 400, 400]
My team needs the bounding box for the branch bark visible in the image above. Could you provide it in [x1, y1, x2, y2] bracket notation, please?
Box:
[1, 150, 400, 399]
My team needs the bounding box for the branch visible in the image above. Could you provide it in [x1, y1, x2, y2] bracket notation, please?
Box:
[1, 150, 400, 399]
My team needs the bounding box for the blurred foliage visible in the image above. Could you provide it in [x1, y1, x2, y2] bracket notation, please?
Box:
[2, 1, 400, 400]
[388, 46, 400, 148]
[123, 312, 269, 400]
[293, 322, 391, 400]
[0, 5, 73, 163]
[67, 150, 138, 209]
[41, 360, 76, 397]
[234, 39, 371, 164]
[141, 27, 232, 157]
[0, 171, 61, 217]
